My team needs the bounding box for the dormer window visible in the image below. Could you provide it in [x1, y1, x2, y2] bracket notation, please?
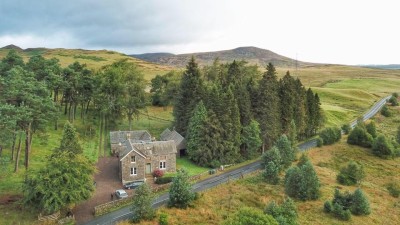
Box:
[131, 155, 136, 163]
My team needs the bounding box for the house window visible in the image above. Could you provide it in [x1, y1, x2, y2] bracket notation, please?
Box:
[131, 155, 136, 163]
[130, 167, 137, 175]
[159, 161, 166, 170]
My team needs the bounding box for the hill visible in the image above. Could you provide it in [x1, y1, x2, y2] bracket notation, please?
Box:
[0, 45, 173, 80]
[360, 64, 400, 70]
[131, 46, 316, 68]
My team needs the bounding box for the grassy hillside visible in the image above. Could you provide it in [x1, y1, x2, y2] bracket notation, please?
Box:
[0, 47, 173, 80]
[130, 106, 400, 225]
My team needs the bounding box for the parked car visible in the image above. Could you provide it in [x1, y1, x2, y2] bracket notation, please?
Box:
[123, 181, 144, 190]
[115, 189, 128, 199]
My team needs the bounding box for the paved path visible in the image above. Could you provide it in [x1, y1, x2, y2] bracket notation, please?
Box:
[83, 95, 390, 225]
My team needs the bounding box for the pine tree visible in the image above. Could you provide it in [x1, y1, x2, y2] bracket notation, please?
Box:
[168, 169, 195, 209]
[299, 161, 320, 200]
[173, 57, 203, 136]
[254, 63, 281, 149]
[288, 120, 298, 147]
[305, 89, 323, 137]
[350, 189, 372, 215]
[57, 121, 83, 155]
[264, 161, 281, 184]
[186, 101, 208, 165]
[293, 78, 307, 139]
[131, 183, 156, 223]
[275, 134, 295, 168]
[279, 71, 296, 133]
[241, 120, 262, 160]
[337, 161, 365, 185]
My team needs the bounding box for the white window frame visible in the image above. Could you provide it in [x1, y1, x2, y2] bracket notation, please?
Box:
[131, 155, 136, 163]
[130, 167, 137, 176]
[159, 161, 166, 170]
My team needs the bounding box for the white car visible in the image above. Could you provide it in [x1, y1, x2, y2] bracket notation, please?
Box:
[115, 189, 128, 199]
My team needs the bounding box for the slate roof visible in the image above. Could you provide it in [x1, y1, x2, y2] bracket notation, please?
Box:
[160, 128, 186, 150]
[120, 140, 177, 161]
[110, 130, 151, 144]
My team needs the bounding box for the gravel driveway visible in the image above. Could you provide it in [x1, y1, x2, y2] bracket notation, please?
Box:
[74, 156, 135, 224]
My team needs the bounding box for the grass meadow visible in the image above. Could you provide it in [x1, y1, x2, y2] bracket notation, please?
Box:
[125, 105, 400, 225]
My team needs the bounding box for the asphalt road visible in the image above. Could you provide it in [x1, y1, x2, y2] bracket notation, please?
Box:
[83, 95, 390, 225]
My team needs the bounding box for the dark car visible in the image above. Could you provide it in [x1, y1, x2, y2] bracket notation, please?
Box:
[123, 181, 144, 190]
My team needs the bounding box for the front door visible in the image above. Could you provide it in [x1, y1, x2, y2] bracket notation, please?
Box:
[146, 163, 152, 174]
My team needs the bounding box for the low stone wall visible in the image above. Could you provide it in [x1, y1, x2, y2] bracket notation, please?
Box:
[38, 211, 60, 222]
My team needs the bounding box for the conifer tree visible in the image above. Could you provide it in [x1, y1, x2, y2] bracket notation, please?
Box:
[288, 120, 298, 147]
[255, 63, 281, 149]
[168, 169, 195, 209]
[57, 121, 83, 155]
[173, 57, 203, 136]
[241, 120, 262, 159]
[186, 101, 208, 165]
[131, 183, 156, 223]
[372, 134, 394, 158]
[263, 146, 283, 184]
[366, 121, 377, 138]
[350, 188, 371, 215]
[279, 71, 296, 133]
[305, 89, 323, 137]
[276, 134, 295, 168]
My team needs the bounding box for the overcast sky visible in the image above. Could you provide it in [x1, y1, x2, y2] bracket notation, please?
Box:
[0, 0, 399, 65]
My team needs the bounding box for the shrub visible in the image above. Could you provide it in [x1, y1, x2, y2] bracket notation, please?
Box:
[153, 169, 165, 178]
[159, 213, 168, 225]
[131, 183, 156, 223]
[324, 201, 333, 213]
[168, 169, 195, 209]
[332, 203, 351, 221]
[396, 125, 400, 144]
[393, 92, 399, 98]
[341, 124, 351, 135]
[223, 207, 278, 225]
[372, 134, 394, 158]
[316, 137, 323, 147]
[387, 182, 400, 198]
[347, 126, 373, 147]
[351, 189, 371, 215]
[389, 96, 399, 106]
[285, 157, 320, 201]
[263, 161, 280, 185]
[155, 176, 174, 184]
[265, 198, 298, 225]
[319, 127, 341, 145]
[336, 161, 365, 185]
[381, 105, 391, 117]
[365, 121, 377, 138]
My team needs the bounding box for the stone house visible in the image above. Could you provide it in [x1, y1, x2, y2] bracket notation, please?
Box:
[110, 130, 177, 184]
[160, 128, 186, 157]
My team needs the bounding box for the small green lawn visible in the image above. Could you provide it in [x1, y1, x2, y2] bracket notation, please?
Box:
[176, 157, 210, 176]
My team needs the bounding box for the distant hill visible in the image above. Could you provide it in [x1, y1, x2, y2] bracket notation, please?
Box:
[360, 64, 400, 70]
[0, 45, 172, 80]
[131, 46, 315, 68]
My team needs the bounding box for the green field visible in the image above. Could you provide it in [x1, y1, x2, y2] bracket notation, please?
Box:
[131, 105, 400, 225]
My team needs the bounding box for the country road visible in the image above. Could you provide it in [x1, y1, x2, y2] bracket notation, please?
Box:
[83, 95, 390, 225]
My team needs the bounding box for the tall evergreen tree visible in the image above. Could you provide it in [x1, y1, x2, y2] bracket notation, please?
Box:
[173, 57, 203, 136]
[254, 63, 281, 149]
[279, 71, 296, 133]
[241, 120, 262, 159]
[56, 121, 83, 155]
[276, 134, 295, 168]
[305, 89, 322, 137]
[293, 78, 307, 138]
[186, 101, 208, 165]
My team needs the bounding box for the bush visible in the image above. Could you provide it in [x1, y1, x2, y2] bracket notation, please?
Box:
[347, 126, 373, 147]
[155, 176, 174, 184]
[336, 161, 365, 185]
[263, 161, 280, 185]
[389, 96, 399, 106]
[351, 189, 371, 215]
[223, 207, 278, 225]
[381, 105, 391, 117]
[365, 121, 377, 138]
[387, 182, 400, 198]
[372, 134, 394, 158]
[341, 124, 351, 135]
[332, 203, 351, 221]
[168, 169, 195, 209]
[319, 127, 341, 145]
[316, 137, 323, 147]
[265, 198, 298, 225]
[159, 213, 168, 225]
[324, 201, 333, 213]
[324, 188, 371, 221]
[153, 169, 165, 178]
[393, 92, 399, 98]
[285, 157, 320, 201]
